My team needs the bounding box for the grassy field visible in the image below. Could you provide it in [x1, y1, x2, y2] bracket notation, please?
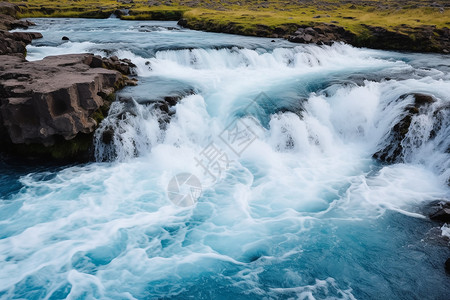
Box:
[5, 0, 450, 51]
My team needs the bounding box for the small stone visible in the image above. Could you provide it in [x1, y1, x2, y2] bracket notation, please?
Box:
[62, 36, 69, 41]
[101, 128, 114, 144]
[445, 258, 450, 273]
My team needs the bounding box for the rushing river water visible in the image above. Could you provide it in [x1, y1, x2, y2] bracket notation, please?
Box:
[1, 18, 450, 299]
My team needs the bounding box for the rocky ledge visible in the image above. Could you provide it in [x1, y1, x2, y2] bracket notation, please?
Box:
[0, 54, 137, 160]
[0, 1, 137, 161]
[178, 19, 450, 54]
[0, 2, 43, 57]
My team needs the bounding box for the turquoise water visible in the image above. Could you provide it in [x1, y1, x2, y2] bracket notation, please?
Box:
[1, 18, 450, 299]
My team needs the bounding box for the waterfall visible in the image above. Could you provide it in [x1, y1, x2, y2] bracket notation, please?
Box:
[3, 18, 449, 299]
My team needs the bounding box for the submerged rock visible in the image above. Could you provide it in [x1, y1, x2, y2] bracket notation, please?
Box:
[446, 258, 450, 273]
[0, 53, 137, 160]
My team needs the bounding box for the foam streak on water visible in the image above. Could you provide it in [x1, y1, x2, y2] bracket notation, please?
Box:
[1, 18, 450, 299]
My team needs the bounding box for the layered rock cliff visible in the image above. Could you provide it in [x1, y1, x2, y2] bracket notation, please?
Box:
[0, 54, 136, 160]
[0, 2, 137, 160]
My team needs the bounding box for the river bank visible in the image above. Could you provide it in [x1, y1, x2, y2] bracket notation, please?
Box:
[6, 0, 450, 53]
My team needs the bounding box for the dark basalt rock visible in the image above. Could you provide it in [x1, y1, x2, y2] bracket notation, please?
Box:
[427, 201, 450, 223]
[445, 258, 450, 273]
[431, 208, 450, 223]
[62, 36, 70, 41]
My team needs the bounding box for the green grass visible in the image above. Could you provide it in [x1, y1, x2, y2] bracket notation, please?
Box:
[182, 5, 449, 36]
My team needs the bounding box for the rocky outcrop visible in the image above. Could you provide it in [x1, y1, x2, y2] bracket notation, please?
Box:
[0, 2, 36, 30]
[424, 200, 450, 223]
[288, 24, 355, 45]
[0, 54, 136, 160]
[178, 17, 450, 54]
[0, 1, 42, 57]
[0, 1, 138, 160]
[287, 24, 449, 53]
[0, 31, 43, 56]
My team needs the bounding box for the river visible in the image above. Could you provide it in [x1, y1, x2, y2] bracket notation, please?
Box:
[1, 17, 449, 299]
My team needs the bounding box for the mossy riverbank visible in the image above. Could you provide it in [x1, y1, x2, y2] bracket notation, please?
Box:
[6, 0, 450, 52]
[6, 1, 450, 52]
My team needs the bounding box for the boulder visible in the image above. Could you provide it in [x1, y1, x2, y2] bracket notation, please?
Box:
[0, 54, 136, 159]
[446, 258, 450, 273]
[425, 200, 450, 223]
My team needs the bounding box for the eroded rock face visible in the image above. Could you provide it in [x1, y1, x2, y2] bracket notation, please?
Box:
[0, 54, 134, 148]
[0, 1, 41, 56]
[0, 31, 43, 56]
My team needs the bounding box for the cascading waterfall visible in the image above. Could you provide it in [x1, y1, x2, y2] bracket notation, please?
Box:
[94, 46, 450, 185]
[1, 18, 449, 299]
